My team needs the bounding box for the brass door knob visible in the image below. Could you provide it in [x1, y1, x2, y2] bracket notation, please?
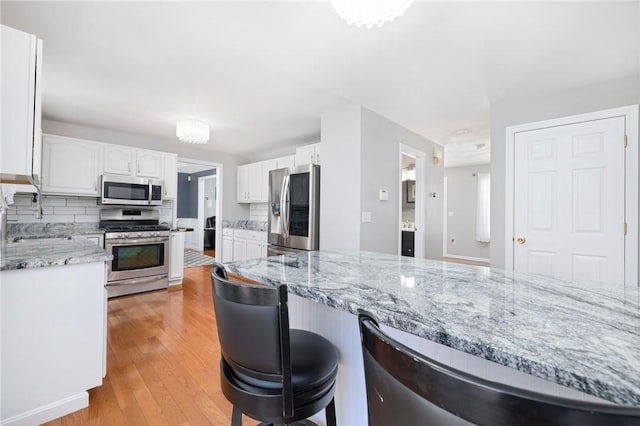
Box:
[516, 236, 526, 244]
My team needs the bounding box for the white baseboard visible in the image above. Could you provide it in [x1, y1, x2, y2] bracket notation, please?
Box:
[1, 392, 88, 426]
[444, 253, 490, 263]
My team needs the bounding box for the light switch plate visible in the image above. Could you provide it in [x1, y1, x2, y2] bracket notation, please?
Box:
[379, 189, 388, 201]
[361, 211, 372, 223]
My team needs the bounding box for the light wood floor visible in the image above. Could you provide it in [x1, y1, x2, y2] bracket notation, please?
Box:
[443, 257, 490, 267]
[44, 265, 246, 426]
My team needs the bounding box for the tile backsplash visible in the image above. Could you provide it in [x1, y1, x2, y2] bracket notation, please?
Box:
[249, 203, 268, 222]
[6, 194, 174, 225]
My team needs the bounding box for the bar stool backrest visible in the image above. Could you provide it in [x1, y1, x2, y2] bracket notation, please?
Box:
[358, 311, 640, 426]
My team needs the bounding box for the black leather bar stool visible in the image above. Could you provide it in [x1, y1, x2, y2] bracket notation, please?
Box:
[358, 311, 640, 426]
[211, 263, 338, 426]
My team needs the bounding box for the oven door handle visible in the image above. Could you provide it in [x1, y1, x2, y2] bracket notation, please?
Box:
[106, 237, 169, 245]
[108, 275, 168, 286]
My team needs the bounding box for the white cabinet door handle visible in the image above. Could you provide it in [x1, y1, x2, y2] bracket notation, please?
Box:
[128, 163, 131, 173]
[310, 155, 313, 163]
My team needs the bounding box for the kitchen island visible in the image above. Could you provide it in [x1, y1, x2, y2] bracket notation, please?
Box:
[1, 237, 112, 425]
[226, 250, 640, 424]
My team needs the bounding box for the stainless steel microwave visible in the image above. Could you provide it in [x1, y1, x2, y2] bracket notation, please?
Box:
[100, 174, 164, 206]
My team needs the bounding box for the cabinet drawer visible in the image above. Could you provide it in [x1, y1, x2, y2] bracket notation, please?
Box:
[245, 231, 266, 242]
[234, 229, 250, 239]
[222, 228, 234, 237]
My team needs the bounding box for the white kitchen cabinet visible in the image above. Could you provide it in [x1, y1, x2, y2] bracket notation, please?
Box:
[232, 229, 267, 261]
[246, 240, 262, 260]
[233, 238, 247, 262]
[103, 144, 164, 180]
[222, 228, 234, 262]
[237, 162, 264, 203]
[41, 135, 102, 196]
[295, 143, 320, 166]
[237, 165, 250, 202]
[169, 231, 185, 284]
[103, 144, 134, 176]
[262, 159, 277, 202]
[276, 155, 296, 170]
[135, 149, 163, 179]
[163, 153, 178, 199]
[1, 25, 42, 184]
[1, 262, 105, 425]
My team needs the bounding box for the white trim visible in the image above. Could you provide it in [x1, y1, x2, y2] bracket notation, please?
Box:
[504, 104, 639, 286]
[399, 144, 426, 258]
[443, 254, 490, 263]
[443, 176, 448, 259]
[177, 157, 223, 263]
[1, 392, 88, 426]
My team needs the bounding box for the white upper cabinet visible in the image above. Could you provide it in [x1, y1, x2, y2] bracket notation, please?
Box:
[135, 149, 163, 179]
[163, 153, 177, 200]
[275, 155, 295, 170]
[42, 135, 102, 196]
[103, 145, 133, 176]
[295, 143, 320, 166]
[237, 162, 265, 203]
[237, 164, 250, 202]
[262, 159, 277, 202]
[103, 145, 164, 180]
[1, 25, 43, 184]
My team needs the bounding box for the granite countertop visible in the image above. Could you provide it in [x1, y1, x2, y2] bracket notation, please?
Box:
[7, 222, 105, 239]
[222, 220, 267, 232]
[1, 237, 112, 271]
[226, 250, 640, 406]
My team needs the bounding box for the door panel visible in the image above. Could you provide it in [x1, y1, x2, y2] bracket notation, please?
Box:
[514, 116, 625, 286]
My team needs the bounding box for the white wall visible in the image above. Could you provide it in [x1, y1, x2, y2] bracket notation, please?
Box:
[445, 164, 490, 260]
[490, 75, 640, 268]
[319, 105, 444, 258]
[360, 108, 444, 258]
[320, 104, 362, 251]
[42, 119, 250, 222]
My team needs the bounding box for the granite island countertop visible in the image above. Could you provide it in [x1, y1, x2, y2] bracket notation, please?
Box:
[1, 237, 112, 271]
[226, 250, 640, 406]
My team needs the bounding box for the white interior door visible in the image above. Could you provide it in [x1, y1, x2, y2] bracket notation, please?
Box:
[513, 116, 626, 286]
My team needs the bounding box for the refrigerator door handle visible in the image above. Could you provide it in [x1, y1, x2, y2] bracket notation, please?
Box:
[281, 175, 290, 239]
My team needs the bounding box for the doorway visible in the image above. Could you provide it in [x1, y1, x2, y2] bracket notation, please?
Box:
[398, 145, 426, 258]
[176, 158, 222, 262]
[505, 105, 638, 286]
[197, 175, 216, 255]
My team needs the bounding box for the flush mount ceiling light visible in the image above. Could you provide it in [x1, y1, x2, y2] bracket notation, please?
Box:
[176, 119, 209, 144]
[331, 0, 414, 28]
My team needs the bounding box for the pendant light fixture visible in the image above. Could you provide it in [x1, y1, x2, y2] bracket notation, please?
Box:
[176, 119, 209, 144]
[331, 0, 414, 28]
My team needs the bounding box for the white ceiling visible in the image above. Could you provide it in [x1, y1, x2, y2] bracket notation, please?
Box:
[2, 1, 638, 162]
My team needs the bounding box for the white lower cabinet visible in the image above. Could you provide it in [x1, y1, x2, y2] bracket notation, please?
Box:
[222, 228, 267, 262]
[1, 262, 106, 425]
[222, 228, 234, 263]
[246, 240, 262, 260]
[169, 231, 185, 285]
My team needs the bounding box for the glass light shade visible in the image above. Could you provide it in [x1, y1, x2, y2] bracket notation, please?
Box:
[331, 0, 414, 28]
[176, 119, 209, 144]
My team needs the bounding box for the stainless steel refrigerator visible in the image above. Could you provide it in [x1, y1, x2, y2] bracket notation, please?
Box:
[268, 164, 320, 254]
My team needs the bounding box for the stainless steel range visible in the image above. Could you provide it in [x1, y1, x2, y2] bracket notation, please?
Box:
[100, 209, 170, 298]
